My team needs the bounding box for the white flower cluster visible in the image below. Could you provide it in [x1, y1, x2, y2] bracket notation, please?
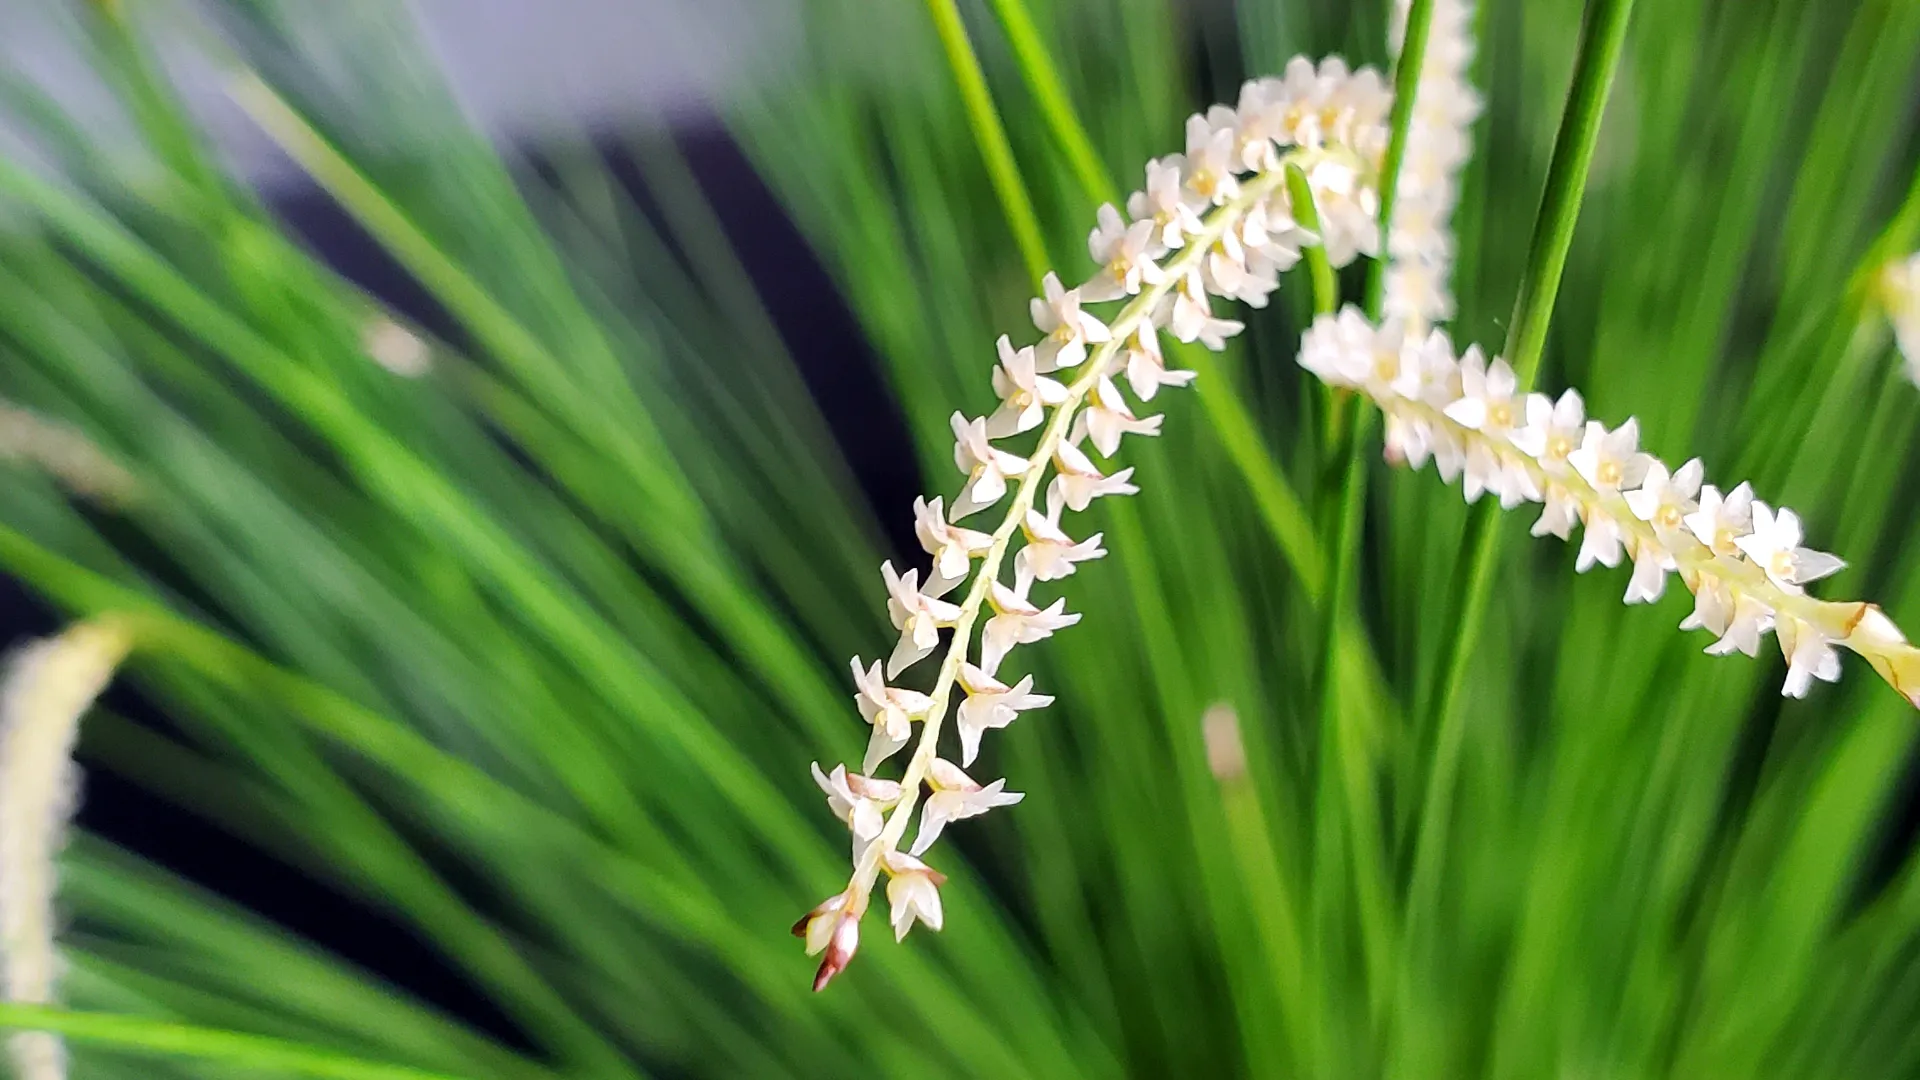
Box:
[1300, 306, 1920, 702]
[795, 60, 1394, 991]
[1, 619, 133, 1080]
[1881, 253, 1920, 385]
[1386, 0, 1481, 331]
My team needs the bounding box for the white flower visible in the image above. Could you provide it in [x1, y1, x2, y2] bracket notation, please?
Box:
[1226, 79, 1287, 172]
[1030, 272, 1111, 372]
[811, 761, 904, 855]
[1459, 443, 1498, 505]
[1623, 458, 1704, 544]
[1682, 482, 1755, 559]
[1298, 307, 1374, 388]
[1510, 389, 1586, 474]
[1048, 438, 1140, 515]
[955, 663, 1053, 766]
[950, 413, 1031, 520]
[1162, 266, 1246, 350]
[1679, 573, 1732, 637]
[1532, 480, 1580, 540]
[910, 757, 1025, 856]
[1272, 56, 1329, 147]
[1568, 418, 1652, 495]
[883, 851, 946, 941]
[1074, 374, 1162, 458]
[1477, 450, 1540, 510]
[792, 892, 859, 992]
[1180, 113, 1241, 206]
[1576, 505, 1626, 572]
[1383, 257, 1455, 328]
[1201, 225, 1276, 307]
[1705, 589, 1775, 657]
[1387, 190, 1457, 265]
[1623, 535, 1675, 605]
[1732, 502, 1846, 593]
[1013, 507, 1106, 590]
[1442, 347, 1523, 442]
[914, 496, 993, 596]
[1301, 307, 1416, 399]
[1381, 327, 1465, 472]
[980, 577, 1082, 676]
[1777, 615, 1842, 699]
[1082, 204, 1168, 303]
[882, 562, 961, 677]
[850, 657, 933, 771]
[1239, 196, 1312, 276]
[987, 336, 1069, 438]
[1121, 322, 1195, 401]
[1272, 56, 1390, 153]
[1304, 157, 1381, 268]
[1128, 157, 1205, 251]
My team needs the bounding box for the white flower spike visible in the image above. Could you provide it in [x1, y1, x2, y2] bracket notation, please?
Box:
[1289, 308, 1920, 710]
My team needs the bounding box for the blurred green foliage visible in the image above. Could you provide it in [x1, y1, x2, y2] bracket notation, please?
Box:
[0, 0, 1917, 1077]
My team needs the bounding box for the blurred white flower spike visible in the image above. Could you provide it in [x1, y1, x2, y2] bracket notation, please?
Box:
[795, 57, 1395, 989]
[1, 618, 134, 1080]
[1293, 305, 1920, 706]
[1880, 253, 1920, 383]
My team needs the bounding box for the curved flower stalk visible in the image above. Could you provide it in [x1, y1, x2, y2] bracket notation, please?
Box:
[795, 59, 1394, 990]
[1298, 306, 1920, 704]
[1880, 253, 1920, 383]
[0, 618, 134, 1080]
[1386, 0, 1482, 330]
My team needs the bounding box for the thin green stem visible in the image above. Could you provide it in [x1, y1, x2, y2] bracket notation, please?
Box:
[1406, 0, 1638, 940]
[1365, 0, 1437, 316]
[0, 1005, 469, 1080]
[1181, 342, 1328, 599]
[1285, 164, 1339, 316]
[923, 0, 1053, 285]
[982, 0, 1121, 207]
[1311, 407, 1396, 1032]
[1306, 0, 1435, 1053]
[1500, 0, 1638, 385]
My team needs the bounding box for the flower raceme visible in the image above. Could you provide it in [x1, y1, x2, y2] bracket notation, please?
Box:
[1298, 306, 1920, 703]
[795, 58, 1395, 990]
